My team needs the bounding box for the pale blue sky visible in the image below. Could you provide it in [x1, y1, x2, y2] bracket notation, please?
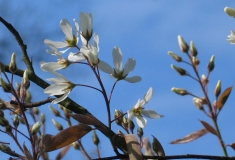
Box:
[1, 1, 235, 159]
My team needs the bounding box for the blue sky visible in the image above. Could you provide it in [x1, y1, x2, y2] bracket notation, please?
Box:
[1, 1, 235, 159]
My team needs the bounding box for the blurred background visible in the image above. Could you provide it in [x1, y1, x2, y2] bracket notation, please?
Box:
[1, 1, 235, 159]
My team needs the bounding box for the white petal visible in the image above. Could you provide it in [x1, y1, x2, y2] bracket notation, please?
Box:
[68, 52, 86, 62]
[41, 62, 65, 71]
[52, 91, 70, 104]
[142, 110, 164, 119]
[134, 99, 141, 109]
[127, 110, 134, 120]
[73, 19, 79, 34]
[140, 87, 153, 107]
[80, 12, 93, 35]
[80, 35, 87, 46]
[98, 60, 114, 74]
[60, 19, 73, 40]
[44, 39, 68, 48]
[123, 58, 136, 76]
[124, 76, 142, 83]
[112, 47, 122, 71]
[44, 83, 68, 95]
[94, 33, 99, 51]
[135, 116, 147, 128]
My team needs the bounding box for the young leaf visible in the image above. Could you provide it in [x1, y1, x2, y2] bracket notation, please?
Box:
[124, 134, 143, 160]
[229, 143, 235, 151]
[217, 86, 233, 110]
[39, 123, 92, 152]
[152, 135, 165, 156]
[23, 144, 33, 160]
[200, 120, 218, 136]
[55, 145, 71, 160]
[170, 128, 208, 144]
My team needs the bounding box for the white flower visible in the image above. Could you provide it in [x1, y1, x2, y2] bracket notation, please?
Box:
[127, 87, 163, 128]
[44, 19, 79, 49]
[69, 34, 99, 66]
[227, 31, 235, 44]
[80, 12, 93, 42]
[40, 47, 70, 71]
[44, 70, 75, 104]
[98, 46, 141, 83]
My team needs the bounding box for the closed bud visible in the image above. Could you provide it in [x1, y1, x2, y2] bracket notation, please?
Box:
[19, 117, 25, 124]
[192, 56, 200, 66]
[0, 117, 9, 127]
[63, 107, 71, 120]
[0, 144, 18, 156]
[178, 35, 189, 53]
[52, 119, 63, 131]
[30, 122, 42, 135]
[9, 53, 17, 73]
[168, 51, 182, 62]
[0, 61, 5, 73]
[49, 106, 61, 117]
[128, 119, 135, 133]
[0, 110, 4, 117]
[214, 80, 221, 97]
[190, 41, 198, 56]
[208, 55, 215, 72]
[201, 74, 209, 85]
[118, 130, 124, 135]
[224, 7, 235, 18]
[13, 115, 19, 128]
[193, 98, 205, 110]
[25, 90, 32, 103]
[171, 87, 188, 95]
[171, 64, 187, 76]
[72, 142, 80, 150]
[33, 107, 39, 115]
[114, 109, 123, 126]
[5, 126, 12, 133]
[122, 116, 128, 130]
[40, 113, 45, 124]
[137, 127, 144, 138]
[22, 70, 30, 89]
[92, 130, 100, 146]
[0, 78, 11, 93]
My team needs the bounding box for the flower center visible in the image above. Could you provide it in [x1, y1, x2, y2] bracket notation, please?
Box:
[133, 107, 143, 116]
[66, 35, 77, 47]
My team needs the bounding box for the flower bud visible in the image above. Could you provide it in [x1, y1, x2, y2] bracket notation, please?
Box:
[92, 130, 100, 146]
[0, 117, 9, 127]
[0, 61, 5, 73]
[118, 130, 124, 135]
[33, 107, 39, 115]
[207, 55, 215, 72]
[0, 78, 11, 93]
[224, 7, 235, 18]
[168, 51, 182, 62]
[114, 109, 123, 126]
[178, 35, 189, 53]
[22, 70, 30, 89]
[52, 119, 63, 131]
[9, 53, 17, 73]
[214, 80, 221, 97]
[30, 122, 42, 135]
[137, 127, 144, 138]
[122, 116, 128, 130]
[40, 113, 45, 124]
[19, 117, 25, 124]
[13, 115, 19, 128]
[0, 144, 18, 156]
[171, 87, 188, 95]
[201, 74, 209, 85]
[128, 119, 135, 133]
[72, 142, 80, 150]
[193, 98, 204, 110]
[49, 106, 61, 117]
[25, 90, 32, 103]
[0, 110, 4, 117]
[5, 126, 12, 133]
[192, 56, 200, 66]
[171, 64, 187, 76]
[190, 41, 198, 57]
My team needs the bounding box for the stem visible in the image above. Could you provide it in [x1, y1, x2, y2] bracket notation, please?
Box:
[109, 80, 118, 103]
[77, 140, 92, 160]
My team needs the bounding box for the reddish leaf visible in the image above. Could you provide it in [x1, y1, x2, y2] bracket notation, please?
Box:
[229, 143, 235, 151]
[39, 124, 92, 152]
[124, 134, 143, 160]
[55, 145, 71, 160]
[200, 120, 218, 136]
[170, 128, 208, 144]
[23, 144, 33, 160]
[217, 86, 233, 110]
[152, 135, 165, 156]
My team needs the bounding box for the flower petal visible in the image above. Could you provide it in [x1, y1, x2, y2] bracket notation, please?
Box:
[52, 90, 70, 104]
[112, 47, 122, 72]
[227, 30, 235, 44]
[127, 110, 134, 120]
[142, 110, 164, 119]
[124, 76, 142, 83]
[60, 19, 73, 40]
[68, 52, 86, 62]
[44, 83, 68, 96]
[94, 33, 99, 51]
[98, 60, 114, 74]
[140, 87, 153, 107]
[44, 39, 68, 48]
[135, 116, 147, 128]
[41, 62, 65, 71]
[123, 58, 136, 76]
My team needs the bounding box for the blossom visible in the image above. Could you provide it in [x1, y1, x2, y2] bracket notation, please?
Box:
[40, 46, 70, 71]
[98, 46, 141, 83]
[44, 19, 79, 49]
[80, 12, 93, 42]
[44, 70, 75, 104]
[68, 34, 99, 65]
[127, 87, 163, 128]
[227, 31, 235, 44]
